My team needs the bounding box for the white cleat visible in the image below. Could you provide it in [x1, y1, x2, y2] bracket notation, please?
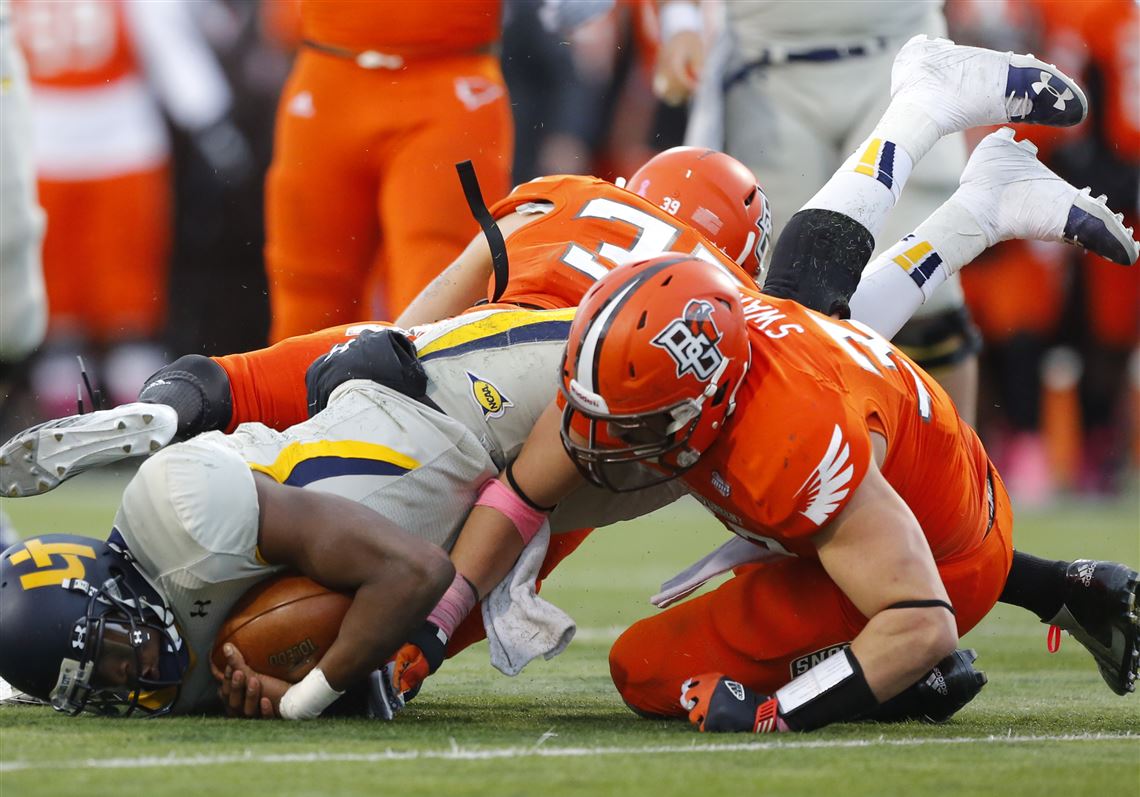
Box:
[892, 34, 1088, 136]
[0, 403, 178, 497]
[955, 128, 1139, 266]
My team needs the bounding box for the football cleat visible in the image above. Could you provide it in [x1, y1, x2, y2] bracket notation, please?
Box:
[891, 35, 1088, 136]
[1047, 560, 1139, 696]
[866, 648, 988, 723]
[0, 403, 178, 497]
[955, 128, 1139, 265]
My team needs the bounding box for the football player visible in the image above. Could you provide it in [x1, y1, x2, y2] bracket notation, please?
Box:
[0, 306, 685, 718]
[387, 41, 1140, 719]
[2, 37, 1135, 717]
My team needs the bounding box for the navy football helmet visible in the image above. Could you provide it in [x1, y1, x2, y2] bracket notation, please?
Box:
[0, 533, 187, 716]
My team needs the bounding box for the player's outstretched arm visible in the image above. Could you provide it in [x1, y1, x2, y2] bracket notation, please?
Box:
[388, 400, 583, 698]
[243, 473, 454, 719]
[395, 211, 539, 328]
[814, 462, 958, 703]
[684, 459, 959, 734]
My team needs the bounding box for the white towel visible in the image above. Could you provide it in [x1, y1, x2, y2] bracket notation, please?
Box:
[482, 521, 576, 677]
[651, 535, 785, 608]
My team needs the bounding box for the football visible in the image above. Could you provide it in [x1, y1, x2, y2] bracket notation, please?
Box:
[210, 574, 351, 683]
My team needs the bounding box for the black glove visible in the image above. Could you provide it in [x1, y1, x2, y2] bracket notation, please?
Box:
[866, 648, 988, 723]
[305, 329, 428, 417]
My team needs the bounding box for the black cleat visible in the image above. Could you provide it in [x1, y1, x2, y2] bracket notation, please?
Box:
[1047, 560, 1139, 696]
[864, 648, 988, 723]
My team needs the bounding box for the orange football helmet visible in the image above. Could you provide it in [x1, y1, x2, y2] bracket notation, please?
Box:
[559, 254, 751, 491]
[627, 147, 773, 279]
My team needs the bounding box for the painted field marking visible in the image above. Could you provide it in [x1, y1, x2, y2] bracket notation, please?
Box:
[2, 732, 1136, 772]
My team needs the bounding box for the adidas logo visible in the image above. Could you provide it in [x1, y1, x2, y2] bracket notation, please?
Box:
[1075, 560, 1096, 587]
[288, 91, 315, 118]
[925, 667, 949, 696]
[1031, 72, 1074, 111]
[725, 680, 746, 701]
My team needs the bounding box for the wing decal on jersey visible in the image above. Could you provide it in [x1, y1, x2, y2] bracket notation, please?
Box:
[796, 425, 854, 526]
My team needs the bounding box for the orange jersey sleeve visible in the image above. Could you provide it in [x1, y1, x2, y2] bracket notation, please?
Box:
[687, 292, 991, 561]
[489, 175, 759, 310]
[211, 322, 392, 432]
[300, 0, 500, 54]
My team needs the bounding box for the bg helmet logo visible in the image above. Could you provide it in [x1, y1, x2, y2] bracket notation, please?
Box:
[651, 299, 724, 381]
[8, 540, 97, 590]
[467, 372, 514, 419]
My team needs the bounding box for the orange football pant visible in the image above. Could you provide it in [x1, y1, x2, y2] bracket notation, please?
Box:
[39, 167, 170, 342]
[609, 473, 1015, 718]
[264, 48, 513, 341]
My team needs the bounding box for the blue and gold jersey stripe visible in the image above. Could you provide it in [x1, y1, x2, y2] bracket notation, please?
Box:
[248, 440, 420, 487]
[417, 308, 575, 363]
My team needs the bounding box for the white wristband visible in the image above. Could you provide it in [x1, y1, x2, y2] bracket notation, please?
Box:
[660, 1, 702, 42]
[278, 667, 344, 720]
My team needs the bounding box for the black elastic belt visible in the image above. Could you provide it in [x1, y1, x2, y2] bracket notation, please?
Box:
[723, 37, 890, 93]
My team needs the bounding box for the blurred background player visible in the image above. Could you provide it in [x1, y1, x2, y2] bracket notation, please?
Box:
[654, 0, 982, 425]
[262, 0, 516, 340]
[10, 0, 247, 416]
[0, 0, 46, 552]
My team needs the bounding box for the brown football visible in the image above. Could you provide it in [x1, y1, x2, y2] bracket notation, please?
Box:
[210, 574, 352, 683]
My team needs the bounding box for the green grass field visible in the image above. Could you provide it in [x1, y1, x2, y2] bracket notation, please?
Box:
[1, 469, 1137, 797]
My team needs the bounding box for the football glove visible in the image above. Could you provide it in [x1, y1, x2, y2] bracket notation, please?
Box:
[680, 672, 783, 733]
[390, 620, 448, 698]
[865, 648, 988, 723]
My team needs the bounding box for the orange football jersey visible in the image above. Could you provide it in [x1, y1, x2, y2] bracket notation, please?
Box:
[488, 175, 759, 310]
[300, 0, 500, 55]
[684, 288, 991, 561]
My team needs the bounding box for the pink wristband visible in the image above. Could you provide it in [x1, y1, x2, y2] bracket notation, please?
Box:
[426, 571, 478, 638]
[474, 477, 549, 545]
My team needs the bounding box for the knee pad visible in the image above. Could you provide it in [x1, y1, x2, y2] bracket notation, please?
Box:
[137, 355, 233, 440]
[892, 305, 983, 370]
[762, 209, 874, 318]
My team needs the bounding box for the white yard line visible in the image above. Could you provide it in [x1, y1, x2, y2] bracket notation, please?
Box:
[2, 733, 1135, 772]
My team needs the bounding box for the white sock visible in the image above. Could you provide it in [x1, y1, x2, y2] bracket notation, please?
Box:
[849, 199, 988, 340]
[802, 133, 916, 240]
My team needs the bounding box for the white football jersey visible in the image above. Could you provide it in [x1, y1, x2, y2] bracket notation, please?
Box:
[113, 308, 685, 713]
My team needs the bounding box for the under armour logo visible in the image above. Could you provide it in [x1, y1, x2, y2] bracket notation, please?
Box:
[190, 600, 211, 618]
[1031, 72, 1074, 110]
[71, 623, 88, 650]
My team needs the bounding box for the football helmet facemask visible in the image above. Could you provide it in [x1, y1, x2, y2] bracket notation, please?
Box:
[0, 533, 186, 717]
[559, 254, 751, 491]
[627, 147, 773, 280]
